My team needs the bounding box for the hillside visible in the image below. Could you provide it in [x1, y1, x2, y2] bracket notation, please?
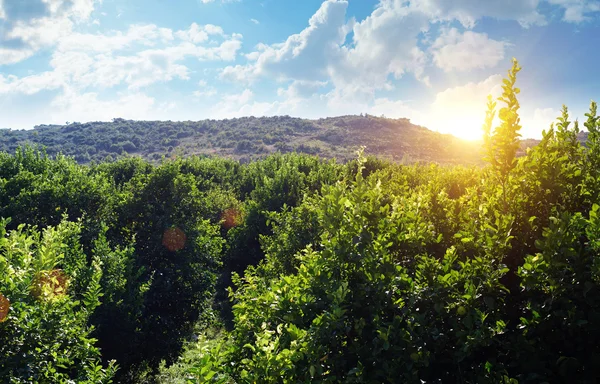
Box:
[0, 115, 490, 164]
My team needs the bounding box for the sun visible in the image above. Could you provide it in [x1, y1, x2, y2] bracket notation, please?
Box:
[430, 115, 486, 141]
[420, 93, 498, 142]
[450, 119, 485, 141]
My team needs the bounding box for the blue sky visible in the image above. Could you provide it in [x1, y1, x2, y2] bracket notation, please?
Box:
[0, 0, 599, 139]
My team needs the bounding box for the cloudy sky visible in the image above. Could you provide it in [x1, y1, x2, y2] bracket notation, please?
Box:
[0, 0, 599, 139]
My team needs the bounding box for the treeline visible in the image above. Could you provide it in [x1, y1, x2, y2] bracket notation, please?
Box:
[0, 114, 488, 165]
[1, 59, 600, 383]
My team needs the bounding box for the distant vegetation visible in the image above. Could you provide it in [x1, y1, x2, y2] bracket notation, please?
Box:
[2, 60, 600, 383]
[1, 114, 500, 165]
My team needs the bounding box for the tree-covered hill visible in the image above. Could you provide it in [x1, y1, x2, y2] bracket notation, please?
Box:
[0, 115, 494, 164]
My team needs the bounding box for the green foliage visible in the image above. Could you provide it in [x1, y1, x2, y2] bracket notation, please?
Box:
[88, 227, 152, 382]
[199, 152, 514, 383]
[225, 153, 342, 274]
[514, 209, 600, 381]
[0, 218, 117, 383]
[0, 146, 117, 249]
[110, 160, 226, 379]
[483, 58, 523, 181]
[583, 101, 600, 202]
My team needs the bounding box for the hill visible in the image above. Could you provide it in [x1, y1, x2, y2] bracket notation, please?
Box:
[0, 115, 491, 164]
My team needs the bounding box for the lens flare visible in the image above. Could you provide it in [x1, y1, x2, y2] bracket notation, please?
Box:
[162, 227, 187, 251]
[0, 293, 9, 322]
[31, 269, 69, 301]
[221, 208, 242, 229]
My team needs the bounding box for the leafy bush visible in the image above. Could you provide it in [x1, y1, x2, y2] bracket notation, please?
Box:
[0, 218, 116, 383]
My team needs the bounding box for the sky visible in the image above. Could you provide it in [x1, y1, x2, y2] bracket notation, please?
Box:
[0, 0, 599, 140]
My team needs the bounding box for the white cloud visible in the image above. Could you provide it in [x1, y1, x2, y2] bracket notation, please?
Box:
[220, 0, 536, 115]
[259, 0, 348, 80]
[68, 50, 189, 89]
[4, 16, 74, 60]
[50, 87, 158, 123]
[69, 0, 97, 21]
[210, 89, 256, 117]
[193, 89, 217, 97]
[1, 22, 243, 94]
[193, 80, 217, 97]
[0, 72, 63, 95]
[0, 48, 35, 66]
[208, 88, 313, 119]
[335, 0, 431, 94]
[223, 89, 253, 104]
[57, 24, 174, 53]
[217, 0, 529, 122]
[217, 37, 243, 60]
[521, 107, 560, 138]
[0, 16, 245, 129]
[217, 0, 600, 122]
[244, 51, 260, 61]
[277, 80, 328, 99]
[547, 0, 600, 22]
[431, 28, 509, 72]
[221, 0, 430, 104]
[175, 22, 224, 43]
[250, 18, 260, 24]
[0, 0, 100, 65]
[0, 0, 6, 20]
[410, 0, 546, 27]
[220, 64, 257, 83]
[221, 0, 349, 83]
[411, 0, 600, 26]
[368, 98, 428, 122]
[219, 0, 594, 100]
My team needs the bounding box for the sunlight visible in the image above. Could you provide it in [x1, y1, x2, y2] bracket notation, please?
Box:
[446, 117, 485, 141]
[420, 75, 503, 142]
[427, 114, 488, 141]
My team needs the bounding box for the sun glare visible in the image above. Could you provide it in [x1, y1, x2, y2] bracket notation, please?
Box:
[424, 87, 500, 142]
[429, 115, 486, 141]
